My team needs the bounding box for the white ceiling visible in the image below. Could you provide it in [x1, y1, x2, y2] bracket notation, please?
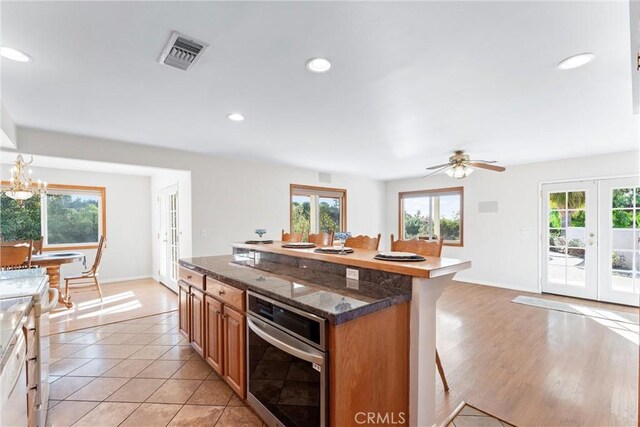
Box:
[1, 1, 637, 180]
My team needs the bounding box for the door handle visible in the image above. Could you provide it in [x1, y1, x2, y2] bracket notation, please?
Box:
[588, 233, 596, 246]
[247, 316, 324, 366]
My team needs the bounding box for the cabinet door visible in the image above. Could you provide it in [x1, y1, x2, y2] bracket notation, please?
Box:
[190, 288, 204, 356]
[223, 305, 246, 398]
[204, 295, 224, 374]
[178, 281, 190, 340]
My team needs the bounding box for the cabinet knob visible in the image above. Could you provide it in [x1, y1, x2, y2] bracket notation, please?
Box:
[187, 275, 192, 279]
[218, 290, 225, 296]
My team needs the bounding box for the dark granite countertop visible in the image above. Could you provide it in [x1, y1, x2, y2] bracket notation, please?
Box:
[180, 255, 412, 325]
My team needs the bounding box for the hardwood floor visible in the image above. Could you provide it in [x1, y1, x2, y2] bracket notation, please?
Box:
[436, 281, 638, 427]
[48, 279, 178, 335]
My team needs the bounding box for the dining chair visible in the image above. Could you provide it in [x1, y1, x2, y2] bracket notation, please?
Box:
[0, 241, 33, 270]
[281, 229, 303, 243]
[390, 234, 449, 391]
[2, 237, 43, 255]
[307, 231, 334, 247]
[345, 233, 381, 250]
[64, 236, 106, 303]
[32, 236, 43, 255]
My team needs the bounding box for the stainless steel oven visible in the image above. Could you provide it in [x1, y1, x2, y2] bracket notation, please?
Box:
[246, 291, 327, 427]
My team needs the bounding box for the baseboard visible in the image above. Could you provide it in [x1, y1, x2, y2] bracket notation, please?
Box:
[99, 275, 154, 284]
[453, 277, 538, 294]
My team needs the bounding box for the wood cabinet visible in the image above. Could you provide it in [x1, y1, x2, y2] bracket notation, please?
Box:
[205, 295, 224, 374]
[223, 305, 246, 398]
[190, 287, 204, 356]
[179, 266, 246, 398]
[178, 281, 190, 340]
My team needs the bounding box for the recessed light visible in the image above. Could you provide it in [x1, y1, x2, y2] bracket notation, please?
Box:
[227, 113, 245, 121]
[306, 57, 331, 73]
[0, 47, 31, 62]
[557, 53, 595, 70]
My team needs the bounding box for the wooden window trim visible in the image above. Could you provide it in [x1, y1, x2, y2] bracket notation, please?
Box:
[289, 184, 347, 232]
[1, 181, 106, 251]
[398, 186, 464, 247]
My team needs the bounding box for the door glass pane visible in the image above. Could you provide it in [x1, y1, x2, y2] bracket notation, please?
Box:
[549, 192, 566, 209]
[549, 229, 566, 246]
[549, 210, 565, 228]
[612, 230, 634, 251]
[566, 228, 585, 248]
[612, 210, 634, 228]
[566, 248, 585, 286]
[567, 210, 585, 227]
[613, 188, 634, 208]
[548, 247, 566, 284]
[612, 250, 633, 271]
[636, 188, 640, 208]
[568, 191, 585, 209]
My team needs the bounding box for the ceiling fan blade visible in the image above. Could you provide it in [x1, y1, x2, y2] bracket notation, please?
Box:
[468, 159, 497, 164]
[469, 162, 506, 172]
[426, 163, 451, 170]
[421, 166, 449, 179]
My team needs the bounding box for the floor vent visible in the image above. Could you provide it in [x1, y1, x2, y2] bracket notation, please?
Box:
[158, 31, 209, 71]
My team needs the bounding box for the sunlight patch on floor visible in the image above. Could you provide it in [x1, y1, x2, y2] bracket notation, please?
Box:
[76, 300, 143, 319]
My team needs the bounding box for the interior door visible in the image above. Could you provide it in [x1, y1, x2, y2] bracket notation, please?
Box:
[541, 181, 598, 299]
[598, 177, 640, 306]
[158, 184, 179, 292]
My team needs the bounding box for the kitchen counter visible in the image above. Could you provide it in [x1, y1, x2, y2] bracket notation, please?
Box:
[180, 254, 412, 325]
[0, 268, 48, 300]
[0, 296, 33, 372]
[231, 241, 471, 278]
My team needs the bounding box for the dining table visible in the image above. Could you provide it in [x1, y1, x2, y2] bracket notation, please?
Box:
[30, 252, 86, 308]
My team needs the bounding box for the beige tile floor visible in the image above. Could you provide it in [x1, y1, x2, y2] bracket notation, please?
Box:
[46, 311, 264, 427]
[448, 405, 515, 427]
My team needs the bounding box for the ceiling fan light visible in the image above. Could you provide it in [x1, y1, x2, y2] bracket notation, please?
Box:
[445, 168, 455, 178]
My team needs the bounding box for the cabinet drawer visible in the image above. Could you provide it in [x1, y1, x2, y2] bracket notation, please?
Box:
[206, 278, 245, 312]
[179, 267, 205, 291]
[25, 328, 37, 359]
[27, 358, 38, 389]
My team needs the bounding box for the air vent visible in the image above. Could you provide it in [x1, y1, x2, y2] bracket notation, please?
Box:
[158, 31, 209, 71]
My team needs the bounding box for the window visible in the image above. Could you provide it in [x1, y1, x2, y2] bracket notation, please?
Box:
[399, 187, 463, 246]
[290, 184, 346, 237]
[0, 183, 106, 249]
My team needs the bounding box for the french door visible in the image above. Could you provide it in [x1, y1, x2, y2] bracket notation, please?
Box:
[542, 181, 598, 300]
[158, 184, 179, 292]
[541, 178, 640, 306]
[598, 178, 640, 306]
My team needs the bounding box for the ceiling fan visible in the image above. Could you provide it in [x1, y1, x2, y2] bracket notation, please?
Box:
[423, 150, 506, 179]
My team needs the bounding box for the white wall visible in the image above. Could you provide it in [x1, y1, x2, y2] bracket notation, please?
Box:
[16, 165, 153, 283]
[385, 151, 640, 292]
[16, 127, 386, 259]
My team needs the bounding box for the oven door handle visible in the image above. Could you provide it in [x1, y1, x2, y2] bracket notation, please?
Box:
[247, 317, 324, 366]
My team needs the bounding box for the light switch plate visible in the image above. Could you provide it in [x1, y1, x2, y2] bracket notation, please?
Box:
[346, 268, 359, 281]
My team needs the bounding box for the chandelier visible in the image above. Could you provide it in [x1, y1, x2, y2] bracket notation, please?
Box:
[3, 154, 47, 205]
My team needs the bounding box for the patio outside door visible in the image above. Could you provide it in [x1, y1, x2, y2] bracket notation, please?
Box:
[158, 184, 179, 292]
[542, 181, 598, 300]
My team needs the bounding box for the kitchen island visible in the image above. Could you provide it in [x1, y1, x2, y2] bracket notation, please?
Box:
[179, 242, 470, 427]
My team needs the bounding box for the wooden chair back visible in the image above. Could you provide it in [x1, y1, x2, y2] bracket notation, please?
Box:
[308, 231, 334, 247]
[282, 229, 303, 243]
[88, 236, 106, 274]
[345, 233, 381, 251]
[2, 237, 43, 255]
[390, 235, 444, 257]
[0, 241, 33, 269]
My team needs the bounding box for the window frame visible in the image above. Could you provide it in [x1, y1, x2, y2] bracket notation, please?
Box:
[398, 186, 464, 247]
[1, 182, 106, 251]
[289, 184, 347, 234]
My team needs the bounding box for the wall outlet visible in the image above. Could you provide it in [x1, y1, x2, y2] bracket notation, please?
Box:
[200, 229, 207, 239]
[346, 268, 359, 281]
